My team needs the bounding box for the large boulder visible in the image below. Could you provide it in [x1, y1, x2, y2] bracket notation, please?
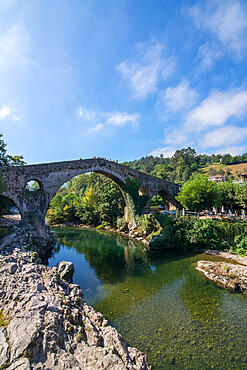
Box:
[56, 261, 75, 283]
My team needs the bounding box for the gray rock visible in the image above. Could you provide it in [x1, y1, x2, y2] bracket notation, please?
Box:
[9, 263, 18, 274]
[0, 250, 151, 369]
[56, 261, 75, 283]
[7, 357, 30, 370]
[0, 327, 9, 366]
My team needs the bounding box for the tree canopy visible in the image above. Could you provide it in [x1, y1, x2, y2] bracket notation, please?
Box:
[176, 174, 221, 212]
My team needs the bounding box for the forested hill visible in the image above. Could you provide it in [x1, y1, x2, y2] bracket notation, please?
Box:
[125, 148, 247, 184]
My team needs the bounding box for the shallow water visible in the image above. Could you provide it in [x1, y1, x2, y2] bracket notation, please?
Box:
[49, 227, 247, 369]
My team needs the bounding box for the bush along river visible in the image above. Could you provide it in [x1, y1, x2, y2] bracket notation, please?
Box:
[49, 227, 247, 369]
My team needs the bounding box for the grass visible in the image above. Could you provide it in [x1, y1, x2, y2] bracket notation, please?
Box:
[0, 311, 6, 327]
[200, 163, 247, 177]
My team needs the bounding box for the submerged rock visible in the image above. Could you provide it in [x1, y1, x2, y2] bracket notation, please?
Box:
[0, 249, 151, 369]
[196, 261, 247, 292]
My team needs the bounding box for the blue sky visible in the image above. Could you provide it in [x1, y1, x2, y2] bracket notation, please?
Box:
[0, 0, 247, 164]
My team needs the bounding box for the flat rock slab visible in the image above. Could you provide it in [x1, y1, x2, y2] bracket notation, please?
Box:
[196, 260, 247, 291]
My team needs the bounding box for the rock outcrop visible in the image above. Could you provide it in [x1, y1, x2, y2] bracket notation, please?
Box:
[196, 260, 247, 292]
[0, 249, 150, 369]
[0, 225, 56, 263]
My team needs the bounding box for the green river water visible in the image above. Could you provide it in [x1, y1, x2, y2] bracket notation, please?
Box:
[49, 227, 247, 369]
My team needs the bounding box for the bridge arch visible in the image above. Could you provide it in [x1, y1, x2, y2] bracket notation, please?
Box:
[1, 158, 181, 234]
[147, 187, 180, 213]
[45, 166, 126, 202]
[0, 194, 22, 224]
[44, 169, 130, 228]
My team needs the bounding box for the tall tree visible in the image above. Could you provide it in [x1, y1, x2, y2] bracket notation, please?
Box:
[176, 174, 221, 212]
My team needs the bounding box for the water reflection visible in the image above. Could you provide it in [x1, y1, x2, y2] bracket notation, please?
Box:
[49, 227, 247, 370]
[51, 227, 151, 283]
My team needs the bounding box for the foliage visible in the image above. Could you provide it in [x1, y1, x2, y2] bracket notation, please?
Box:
[151, 164, 168, 180]
[236, 182, 247, 209]
[124, 178, 149, 221]
[46, 173, 125, 227]
[150, 215, 247, 254]
[234, 235, 247, 255]
[0, 310, 6, 327]
[218, 182, 238, 209]
[0, 133, 25, 216]
[127, 147, 247, 184]
[25, 180, 41, 191]
[137, 213, 162, 235]
[0, 134, 25, 167]
[176, 174, 221, 211]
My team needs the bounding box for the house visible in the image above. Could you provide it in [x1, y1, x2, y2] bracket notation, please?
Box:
[208, 174, 224, 182]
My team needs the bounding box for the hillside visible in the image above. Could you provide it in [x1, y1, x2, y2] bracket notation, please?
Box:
[127, 148, 247, 183]
[200, 162, 247, 178]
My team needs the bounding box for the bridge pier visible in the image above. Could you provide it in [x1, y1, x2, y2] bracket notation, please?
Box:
[21, 189, 50, 237]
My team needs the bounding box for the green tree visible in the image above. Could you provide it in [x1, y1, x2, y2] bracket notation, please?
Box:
[0, 134, 25, 216]
[218, 182, 239, 210]
[235, 182, 247, 209]
[151, 164, 168, 180]
[176, 174, 221, 212]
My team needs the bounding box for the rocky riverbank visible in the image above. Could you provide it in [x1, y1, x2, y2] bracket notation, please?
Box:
[0, 225, 56, 264]
[0, 228, 151, 369]
[51, 222, 152, 246]
[196, 260, 247, 292]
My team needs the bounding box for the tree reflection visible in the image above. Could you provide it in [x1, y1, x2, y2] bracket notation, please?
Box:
[52, 227, 151, 283]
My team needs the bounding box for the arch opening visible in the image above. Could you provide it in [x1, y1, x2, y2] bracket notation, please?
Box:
[45, 172, 127, 228]
[149, 189, 177, 213]
[158, 189, 177, 211]
[0, 195, 21, 226]
[24, 180, 42, 192]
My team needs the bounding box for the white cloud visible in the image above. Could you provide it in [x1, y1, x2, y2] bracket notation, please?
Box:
[117, 40, 175, 99]
[0, 105, 20, 121]
[88, 123, 104, 132]
[149, 146, 176, 158]
[77, 107, 141, 132]
[201, 126, 247, 148]
[1, 24, 30, 54]
[215, 145, 247, 156]
[195, 42, 223, 70]
[105, 112, 140, 127]
[0, 24, 31, 72]
[189, 0, 247, 56]
[186, 88, 247, 130]
[158, 80, 198, 117]
[163, 128, 191, 146]
[77, 108, 97, 121]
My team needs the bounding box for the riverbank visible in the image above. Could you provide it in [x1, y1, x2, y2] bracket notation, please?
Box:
[203, 249, 247, 266]
[51, 222, 152, 246]
[0, 228, 151, 369]
[196, 260, 247, 292]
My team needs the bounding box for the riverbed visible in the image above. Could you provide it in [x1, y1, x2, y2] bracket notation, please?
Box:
[49, 227, 247, 369]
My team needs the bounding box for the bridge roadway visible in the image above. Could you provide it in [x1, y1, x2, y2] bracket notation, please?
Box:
[1, 158, 180, 234]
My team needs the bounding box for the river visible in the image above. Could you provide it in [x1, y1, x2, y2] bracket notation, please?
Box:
[48, 227, 247, 369]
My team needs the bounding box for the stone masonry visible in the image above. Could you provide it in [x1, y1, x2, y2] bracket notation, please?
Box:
[1, 159, 180, 233]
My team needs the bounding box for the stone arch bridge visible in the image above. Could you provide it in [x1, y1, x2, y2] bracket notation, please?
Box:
[1, 158, 180, 235]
